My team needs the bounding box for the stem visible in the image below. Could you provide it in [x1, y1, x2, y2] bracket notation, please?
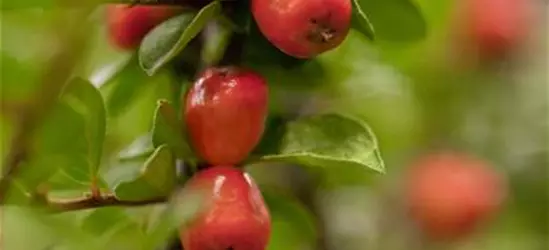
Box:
[43, 193, 167, 212]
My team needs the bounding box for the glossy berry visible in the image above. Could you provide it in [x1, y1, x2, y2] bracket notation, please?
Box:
[184, 67, 268, 165]
[179, 166, 271, 250]
[455, 0, 531, 61]
[405, 152, 506, 241]
[106, 4, 181, 50]
[251, 0, 352, 58]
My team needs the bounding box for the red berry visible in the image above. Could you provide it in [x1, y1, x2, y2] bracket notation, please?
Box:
[106, 4, 181, 50]
[455, 0, 531, 61]
[180, 166, 271, 250]
[184, 67, 268, 165]
[251, 0, 352, 58]
[405, 152, 506, 240]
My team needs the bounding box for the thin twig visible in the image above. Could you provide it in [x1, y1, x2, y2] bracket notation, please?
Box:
[45, 193, 167, 212]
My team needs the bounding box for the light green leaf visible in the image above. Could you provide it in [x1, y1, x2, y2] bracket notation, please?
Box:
[262, 190, 317, 250]
[351, 0, 375, 40]
[143, 189, 205, 250]
[259, 113, 385, 173]
[114, 145, 176, 201]
[354, 0, 426, 42]
[138, 1, 222, 75]
[151, 100, 195, 161]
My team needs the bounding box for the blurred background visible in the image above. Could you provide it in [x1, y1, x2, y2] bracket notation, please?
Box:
[1, 0, 547, 250]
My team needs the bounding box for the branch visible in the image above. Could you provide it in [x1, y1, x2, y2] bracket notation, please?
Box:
[44, 193, 167, 212]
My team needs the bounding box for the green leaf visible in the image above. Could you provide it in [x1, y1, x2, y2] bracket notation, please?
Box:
[143, 189, 205, 250]
[138, 1, 222, 75]
[351, 0, 376, 40]
[61, 78, 106, 173]
[151, 100, 195, 161]
[101, 57, 150, 118]
[201, 20, 233, 67]
[262, 189, 317, 250]
[113, 145, 176, 201]
[258, 113, 385, 173]
[18, 78, 106, 189]
[354, 0, 426, 42]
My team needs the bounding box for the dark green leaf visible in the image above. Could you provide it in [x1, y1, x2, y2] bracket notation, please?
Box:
[354, 0, 426, 42]
[258, 113, 385, 173]
[114, 145, 176, 201]
[151, 100, 195, 161]
[351, 0, 376, 40]
[138, 1, 222, 75]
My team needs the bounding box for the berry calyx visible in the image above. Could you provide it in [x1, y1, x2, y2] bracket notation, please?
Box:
[180, 166, 271, 250]
[251, 0, 352, 58]
[184, 67, 269, 165]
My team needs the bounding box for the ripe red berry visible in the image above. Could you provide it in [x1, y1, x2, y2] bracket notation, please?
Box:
[184, 67, 268, 165]
[180, 166, 271, 250]
[454, 0, 531, 61]
[405, 152, 506, 241]
[251, 0, 352, 58]
[106, 4, 181, 50]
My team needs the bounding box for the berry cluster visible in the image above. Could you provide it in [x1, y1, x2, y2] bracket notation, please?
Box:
[106, 0, 352, 58]
[180, 67, 271, 250]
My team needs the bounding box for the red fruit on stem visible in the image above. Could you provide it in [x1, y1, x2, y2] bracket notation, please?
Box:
[454, 0, 531, 61]
[405, 152, 506, 241]
[106, 4, 181, 50]
[184, 67, 268, 165]
[180, 166, 271, 250]
[251, 0, 352, 58]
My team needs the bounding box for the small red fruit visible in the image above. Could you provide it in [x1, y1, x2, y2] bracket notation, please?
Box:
[251, 0, 352, 58]
[453, 0, 531, 61]
[180, 166, 271, 250]
[106, 4, 181, 50]
[184, 67, 268, 165]
[405, 151, 506, 241]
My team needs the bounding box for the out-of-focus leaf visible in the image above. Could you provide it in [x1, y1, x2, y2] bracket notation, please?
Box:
[117, 133, 155, 161]
[262, 189, 317, 250]
[354, 0, 426, 42]
[143, 188, 205, 250]
[257, 113, 385, 174]
[201, 20, 233, 67]
[113, 145, 176, 201]
[151, 100, 195, 161]
[101, 57, 150, 118]
[139, 1, 222, 75]
[18, 78, 106, 189]
[351, 0, 376, 40]
[80, 7, 133, 88]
